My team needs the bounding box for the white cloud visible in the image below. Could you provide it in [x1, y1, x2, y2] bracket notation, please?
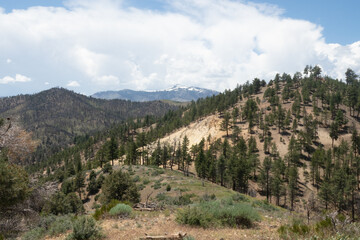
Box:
[6, 58, 11, 63]
[44, 82, 50, 85]
[95, 75, 120, 86]
[0, 74, 31, 84]
[0, 0, 359, 95]
[67, 81, 80, 87]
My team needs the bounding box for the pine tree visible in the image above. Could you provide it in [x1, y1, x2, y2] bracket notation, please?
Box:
[74, 171, 85, 199]
[107, 137, 118, 166]
[275, 104, 286, 133]
[259, 157, 272, 202]
[221, 111, 231, 137]
[288, 166, 298, 211]
[218, 155, 226, 186]
[330, 122, 339, 147]
[87, 170, 98, 195]
[181, 136, 189, 175]
[271, 157, 285, 206]
[319, 178, 332, 210]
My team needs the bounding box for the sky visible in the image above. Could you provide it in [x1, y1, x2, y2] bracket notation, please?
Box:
[0, 0, 360, 97]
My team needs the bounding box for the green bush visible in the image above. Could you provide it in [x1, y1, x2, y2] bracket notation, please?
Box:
[153, 181, 162, 189]
[202, 193, 216, 202]
[48, 215, 74, 236]
[252, 199, 278, 211]
[102, 163, 112, 174]
[61, 179, 75, 195]
[278, 219, 311, 239]
[232, 193, 249, 202]
[109, 203, 133, 217]
[0, 159, 30, 209]
[132, 175, 140, 182]
[137, 183, 145, 190]
[100, 170, 140, 204]
[166, 184, 171, 191]
[155, 193, 194, 206]
[66, 216, 102, 240]
[143, 178, 150, 185]
[151, 169, 164, 176]
[22, 227, 46, 240]
[93, 199, 120, 220]
[176, 200, 260, 228]
[22, 215, 74, 240]
[42, 192, 84, 215]
[176, 194, 195, 206]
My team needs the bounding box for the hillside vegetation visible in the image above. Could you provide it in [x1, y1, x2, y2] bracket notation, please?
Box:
[0, 88, 178, 163]
[4, 65, 360, 239]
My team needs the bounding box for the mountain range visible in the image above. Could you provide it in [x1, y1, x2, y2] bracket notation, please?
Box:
[91, 85, 219, 102]
[0, 87, 178, 163]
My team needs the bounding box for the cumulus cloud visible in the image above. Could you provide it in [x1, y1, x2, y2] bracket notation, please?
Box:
[0, 0, 359, 95]
[0, 74, 31, 84]
[6, 58, 11, 63]
[67, 81, 80, 87]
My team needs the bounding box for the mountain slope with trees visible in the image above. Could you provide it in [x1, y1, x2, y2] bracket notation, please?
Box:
[0, 88, 178, 163]
[38, 66, 360, 218]
[5, 66, 360, 239]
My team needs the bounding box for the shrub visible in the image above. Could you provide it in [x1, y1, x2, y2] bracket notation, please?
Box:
[252, 199, 278, 212]
[151, 169, 164, 176]
[66, 216, 102, 240]
[96, 174, 105, 188]
[100, 170, 140, 204]
[94, 194, 100, 201]
[176, 200, 260, 228]
[22, 227, 46, 240]
[93, 199, 120, 220]
[278, 219, 311, 239]
[156, 193, 194, 206]
[202, 193, 216, 202]
[48, 215, 73, 236]
[232, 193, 249, 202]
[166, 184, 171, 191]
[0, 159, 30, 209]
[22, 215, 74, 240]
[43, 192, 84, 215]
[143, 178, 150, 185]
[153, 181, 162, 189]
[102, 163, 112, 174]
[132, 175, 140, 182]
[109, 203, 133, 217]
[65, 192, 85, 214]
[137, 183, 145, 190]
[175, 194, 195, 206]
[61, 179, 75, 195]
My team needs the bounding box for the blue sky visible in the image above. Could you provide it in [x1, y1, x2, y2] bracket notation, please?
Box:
[0, 0, 359, 96]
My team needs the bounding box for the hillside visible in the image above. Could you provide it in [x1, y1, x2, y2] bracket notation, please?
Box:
[5, 67, 360, 240]
[91, 85, 219, 102]
[39, 67, 360, 216]
[0, 88, 178, 163]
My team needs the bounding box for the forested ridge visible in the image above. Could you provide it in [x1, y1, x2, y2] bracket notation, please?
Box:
[0, 87, 178, 163]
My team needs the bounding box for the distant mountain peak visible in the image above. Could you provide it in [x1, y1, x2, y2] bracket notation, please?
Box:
[92, 85, 219, 102]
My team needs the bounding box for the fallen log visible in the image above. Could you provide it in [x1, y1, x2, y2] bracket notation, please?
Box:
[139, 232, 187, 240]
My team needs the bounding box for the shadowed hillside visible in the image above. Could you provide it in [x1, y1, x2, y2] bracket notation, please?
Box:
[0, 88, 178, 163]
